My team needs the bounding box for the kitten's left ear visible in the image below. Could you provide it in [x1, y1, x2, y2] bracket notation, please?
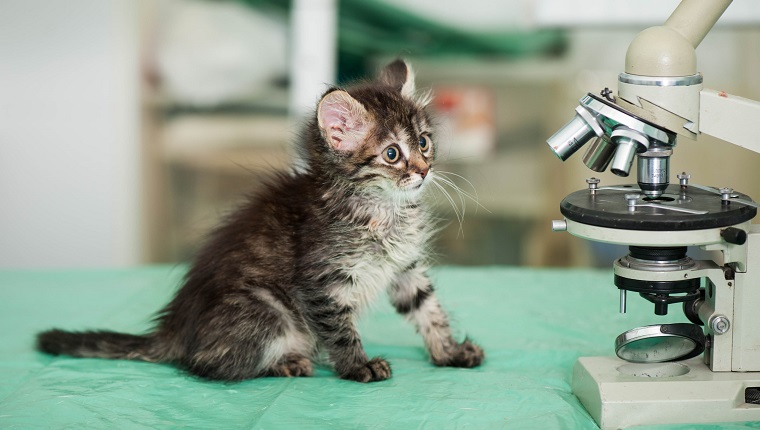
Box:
[317, 90, 371, 152]
[379, 59, 415, 99]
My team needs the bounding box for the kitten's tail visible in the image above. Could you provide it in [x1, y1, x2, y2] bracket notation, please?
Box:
[37, 329, 160, 362]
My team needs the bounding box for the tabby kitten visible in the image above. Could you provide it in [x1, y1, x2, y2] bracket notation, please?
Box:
[37, 59, 484, 383]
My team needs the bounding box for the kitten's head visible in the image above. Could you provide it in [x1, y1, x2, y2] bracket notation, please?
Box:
[309, 60, 435, 199]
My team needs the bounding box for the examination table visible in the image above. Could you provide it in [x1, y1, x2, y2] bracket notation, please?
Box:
[1, 266, 758, 429]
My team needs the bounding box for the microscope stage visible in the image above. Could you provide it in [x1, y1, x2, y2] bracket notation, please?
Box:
[561, 184, 756, 231]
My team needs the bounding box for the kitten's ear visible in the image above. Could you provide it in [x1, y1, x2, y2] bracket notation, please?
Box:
[317, 90, 370, 152]
[379, 59, 415, 99]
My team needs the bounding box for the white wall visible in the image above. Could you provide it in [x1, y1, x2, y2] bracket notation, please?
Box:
[381, 0, 760, 30]
[0, 0, 141, 268]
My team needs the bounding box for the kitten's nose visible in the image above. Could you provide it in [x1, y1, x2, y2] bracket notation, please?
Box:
[418, 166, 429, 179]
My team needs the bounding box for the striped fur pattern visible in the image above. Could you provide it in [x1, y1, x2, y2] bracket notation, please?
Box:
[36, 60, 484, 382]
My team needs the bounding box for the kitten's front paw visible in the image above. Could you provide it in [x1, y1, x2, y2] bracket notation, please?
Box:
[340, 357, 392, 383]
[434, 339, 484, 368]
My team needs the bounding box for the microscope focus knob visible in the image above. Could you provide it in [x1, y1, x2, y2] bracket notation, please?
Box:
[721, 227, 747, 245]
[710, 315, 731, 335]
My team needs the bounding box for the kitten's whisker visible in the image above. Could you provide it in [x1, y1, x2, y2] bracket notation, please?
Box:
[430, 180, 461, 221]
[431, 180, 462, 225]
[433, 175, 467, 220]
[435, 172, 478, 205]
[430, 179, 464, 237]
[434, 172, 491, 215]
[435, 178, 478, 218]
[436, 170, 479, 201]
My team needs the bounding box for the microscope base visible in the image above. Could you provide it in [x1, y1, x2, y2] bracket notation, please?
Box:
[572, 356, 760, 429]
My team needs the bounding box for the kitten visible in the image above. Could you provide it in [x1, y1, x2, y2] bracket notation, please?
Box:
[37, 59, 484, 383]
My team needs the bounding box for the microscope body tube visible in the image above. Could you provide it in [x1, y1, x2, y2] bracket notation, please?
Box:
[665, 0, 733, 49]
[626, 0, 732, 77]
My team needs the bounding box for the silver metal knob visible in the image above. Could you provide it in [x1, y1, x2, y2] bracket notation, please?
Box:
[625, 193, 639, 211]
[551, 220, 568, 232]
[720, 187, 734, 204]
[586, 177, 601, 194]
[710, 315, 731, 335]
[677, 172, 691, 187]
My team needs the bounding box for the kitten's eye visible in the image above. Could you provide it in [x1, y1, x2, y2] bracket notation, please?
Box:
[419, 135, 431, 153]
[382, 145, 401, 163]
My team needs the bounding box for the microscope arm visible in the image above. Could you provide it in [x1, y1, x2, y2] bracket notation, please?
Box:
[699, 89, 760, 155]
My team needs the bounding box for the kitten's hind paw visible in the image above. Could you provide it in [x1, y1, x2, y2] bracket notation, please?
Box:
[340, 357, 392, 383]
[268, 353, 313, 377]
[434, 339, 484, 368]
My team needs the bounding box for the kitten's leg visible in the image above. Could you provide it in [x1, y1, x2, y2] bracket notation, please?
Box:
[390, 263, 484, 368]
[184, 288, 313, 381]
[301, 291, 391, 383]
[266, 352, 313, 377]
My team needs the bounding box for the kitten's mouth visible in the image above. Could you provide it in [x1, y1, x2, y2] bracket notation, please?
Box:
[401, 181, 424, 191]
[397, 175, 426, 192]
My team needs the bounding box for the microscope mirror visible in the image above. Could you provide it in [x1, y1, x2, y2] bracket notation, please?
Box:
[615, 323, 705, 363]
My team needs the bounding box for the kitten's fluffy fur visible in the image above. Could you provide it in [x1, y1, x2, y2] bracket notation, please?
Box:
[37, 60, 484, 382]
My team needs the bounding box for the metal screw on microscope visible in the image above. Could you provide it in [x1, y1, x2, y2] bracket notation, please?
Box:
[586, 177, 601, 194]
[710, 315, 730, 334]
[625, 193, 639, 211]
[677, 172, 691, 187]
[720, 187, 733, 205]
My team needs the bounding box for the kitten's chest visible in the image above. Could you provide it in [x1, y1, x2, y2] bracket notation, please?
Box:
[363, 204, 427, 263]
[327, 203, 429, 310]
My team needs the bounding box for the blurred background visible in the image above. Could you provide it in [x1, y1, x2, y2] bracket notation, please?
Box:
[2, 0, 760, 269]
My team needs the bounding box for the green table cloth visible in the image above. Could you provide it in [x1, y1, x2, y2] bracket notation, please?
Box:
[1, 266, 758, 429]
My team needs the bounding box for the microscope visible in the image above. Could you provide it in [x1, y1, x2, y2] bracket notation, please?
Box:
[547, 1, 760, 428]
